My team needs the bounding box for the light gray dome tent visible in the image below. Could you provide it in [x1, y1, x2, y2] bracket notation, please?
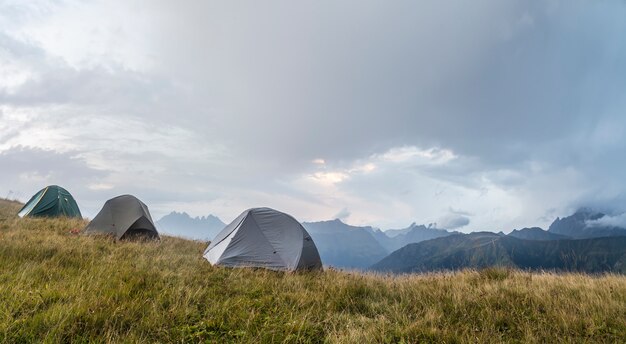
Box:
[204, 207, 322, 271]
[84, 195, 159, 240]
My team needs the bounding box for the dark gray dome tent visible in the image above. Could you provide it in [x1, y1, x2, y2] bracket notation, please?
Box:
[204, 207, 322, 271]
[84, 195, 159, 240]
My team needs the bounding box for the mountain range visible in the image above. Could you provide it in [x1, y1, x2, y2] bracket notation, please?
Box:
[156, 208, 626, 273]
[156, 212, 459, 269]
[366, 223, 456, 252]
[302, 220, 388, 269]
[548, 208, 626, 238]
[302, 220, 457, 269]
[371, 232, 626, 273]
[371, 209, 626, 273]
[156, 211, 225, 240]
[508, 227, 569, 241]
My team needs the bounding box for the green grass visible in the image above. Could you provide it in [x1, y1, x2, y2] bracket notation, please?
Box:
[0, 199, 625, 343]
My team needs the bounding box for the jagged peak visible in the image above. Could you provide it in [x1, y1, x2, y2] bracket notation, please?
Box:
[159, 211, 223, 224]
[302, 218, 347, 226]
[165, 211, 190, 217]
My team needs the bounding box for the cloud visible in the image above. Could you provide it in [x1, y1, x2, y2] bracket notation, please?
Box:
[0, 146, 106, 212]
[437, 213, 471, 230]
[333, 208, 351, 221]
[131, 0, 626, 170]
[376, 146, 456, 165]
[2, 0, 626, 232]
[586, 213, 626, 229]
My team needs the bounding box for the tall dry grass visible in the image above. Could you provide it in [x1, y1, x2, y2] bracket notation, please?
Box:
[0, 199, 624, 343]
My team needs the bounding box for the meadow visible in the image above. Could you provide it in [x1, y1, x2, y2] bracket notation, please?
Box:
[0, 199, 624, 343]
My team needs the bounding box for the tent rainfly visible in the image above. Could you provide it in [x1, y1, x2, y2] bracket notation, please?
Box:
[203, 207, 323, 271]
[84, 195, 159, 240]
[18, 185, 82, 218]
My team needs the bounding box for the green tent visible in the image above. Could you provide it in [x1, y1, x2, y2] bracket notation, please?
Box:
[18, 185, 82, 218]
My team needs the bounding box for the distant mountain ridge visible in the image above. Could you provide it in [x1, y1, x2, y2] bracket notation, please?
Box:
[155, 207, 626, 272]
[372, 209, 626, 274]
[368, 222, 456, 252]
[156, 211, 225, 241]
[548, 208, 626, 238]
[508, 227, 569, 241]
[302, 219, 457, 269]
[371, 232, 626, 274]
[383, 227, 413, 238]
[154, 211, 457, 269]
[302, 219, 388, 269]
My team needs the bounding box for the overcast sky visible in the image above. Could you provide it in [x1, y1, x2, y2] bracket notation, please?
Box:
[1, 0, 626, 232]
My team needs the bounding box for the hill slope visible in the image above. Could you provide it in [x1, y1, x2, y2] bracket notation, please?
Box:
[371, 232, 626, 273]
[0, 199, 625, 342]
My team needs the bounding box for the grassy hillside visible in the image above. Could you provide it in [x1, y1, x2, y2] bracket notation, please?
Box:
[1, 199, 625, 343]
